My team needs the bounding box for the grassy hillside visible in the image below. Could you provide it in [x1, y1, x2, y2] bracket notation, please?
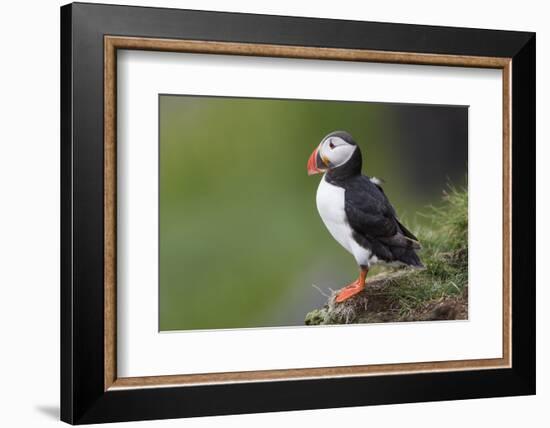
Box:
[305, 185, 468, 325]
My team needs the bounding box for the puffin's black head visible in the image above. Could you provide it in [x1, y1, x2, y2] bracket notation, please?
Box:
[307, 131, 362, 177]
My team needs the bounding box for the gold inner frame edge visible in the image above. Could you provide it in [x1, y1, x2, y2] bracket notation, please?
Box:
[104, 35, 512, 391]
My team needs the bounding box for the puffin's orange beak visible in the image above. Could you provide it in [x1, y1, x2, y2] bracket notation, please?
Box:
[307, 147, 325, 175]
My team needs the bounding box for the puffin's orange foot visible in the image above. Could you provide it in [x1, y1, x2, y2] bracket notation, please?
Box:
[335, 282, 365, 303]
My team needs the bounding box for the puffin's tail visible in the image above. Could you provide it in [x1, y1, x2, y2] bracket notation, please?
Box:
[400, 249, 424, 268]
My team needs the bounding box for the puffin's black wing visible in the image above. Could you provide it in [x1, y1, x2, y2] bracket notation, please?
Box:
[344, 176, 422, 266]
[371, 180, 420, 243]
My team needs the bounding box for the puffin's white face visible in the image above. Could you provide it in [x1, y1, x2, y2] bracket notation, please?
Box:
[307, 136, 357, 175]
[319, 136, 357, 168]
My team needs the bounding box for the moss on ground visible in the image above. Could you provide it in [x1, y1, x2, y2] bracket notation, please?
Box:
[305, 185, 468, 325]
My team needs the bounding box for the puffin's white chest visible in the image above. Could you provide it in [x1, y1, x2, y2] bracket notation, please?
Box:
[316, 177, 350, 249]
[316, 176, 373, 266]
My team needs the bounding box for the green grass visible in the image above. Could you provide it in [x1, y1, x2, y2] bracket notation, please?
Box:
[384, 184, 468, 317]
[305, 184, 469, 325]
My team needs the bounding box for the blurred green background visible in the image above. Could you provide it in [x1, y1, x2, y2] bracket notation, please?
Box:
[159, 95, 467, 331]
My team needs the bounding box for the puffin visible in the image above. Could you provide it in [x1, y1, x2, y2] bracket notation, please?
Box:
[307, 131, 423, 303]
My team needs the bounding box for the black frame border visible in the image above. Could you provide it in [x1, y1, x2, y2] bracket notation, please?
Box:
[61, 2, 535, 424]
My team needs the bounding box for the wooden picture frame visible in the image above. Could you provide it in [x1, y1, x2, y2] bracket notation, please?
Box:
[61, 2, 535, 424]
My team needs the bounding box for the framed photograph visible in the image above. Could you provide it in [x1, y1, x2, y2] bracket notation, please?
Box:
[60, 2, 535, 424]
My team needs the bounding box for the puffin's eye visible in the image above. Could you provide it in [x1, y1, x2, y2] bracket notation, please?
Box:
[329, 142, 335, 149]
